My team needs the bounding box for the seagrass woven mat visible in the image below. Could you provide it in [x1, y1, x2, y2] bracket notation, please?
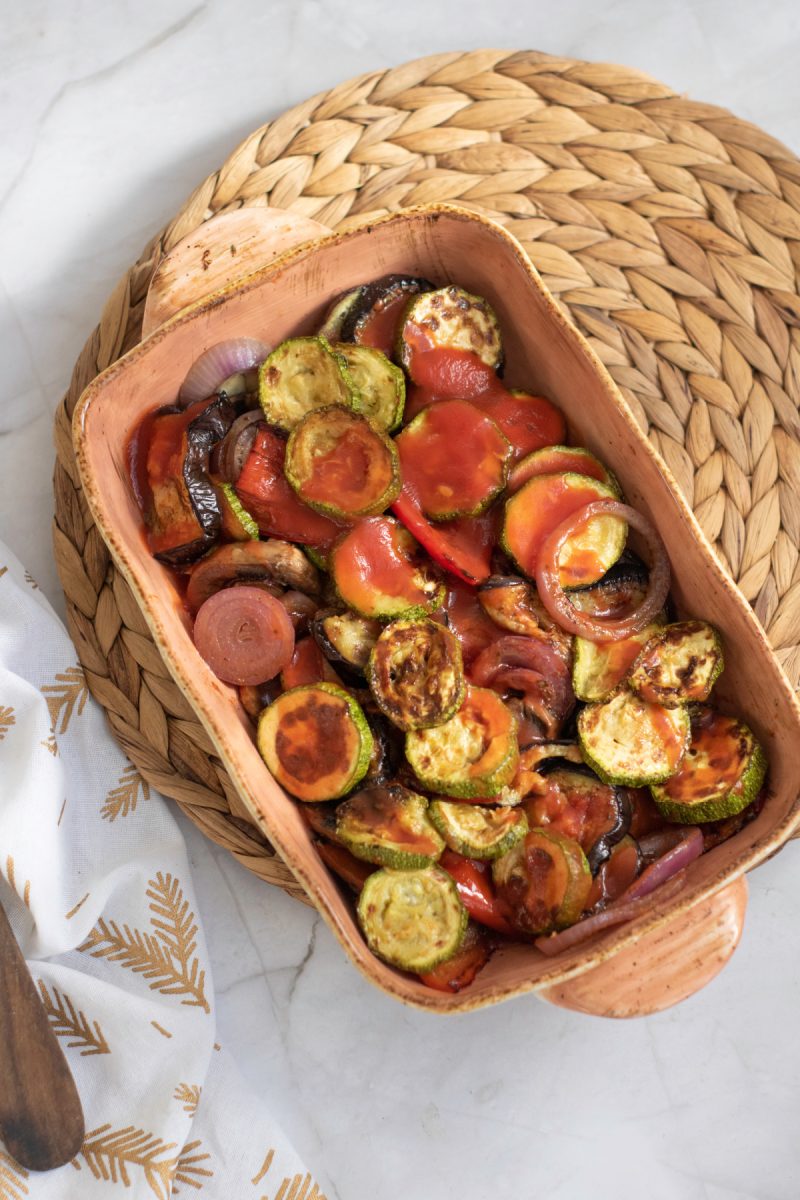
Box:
[52, 50, 800, 899]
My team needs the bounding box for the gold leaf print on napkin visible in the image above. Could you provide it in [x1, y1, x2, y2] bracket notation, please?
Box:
[0, 706, 15, 742]
[79, 873, 209, 1012]
[0, 1151, 28, 1200]
[0, 566, 7, 580]
[173, 1083, 201, 1116]
[252, 1151, 326, 1200]
[41, 665, 88, 735]
[4, 857, 30, 909]
[80, 1125, 181, 1200]
[102, 765, 151, 822]
[37, 981, 111, 1056]
[23, 570, 39, 590]
[41, 731, 58, 757]
[171, 1139, 213, 1194]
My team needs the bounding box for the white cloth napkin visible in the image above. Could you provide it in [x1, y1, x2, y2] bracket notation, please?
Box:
[0, 540, 327, 1200]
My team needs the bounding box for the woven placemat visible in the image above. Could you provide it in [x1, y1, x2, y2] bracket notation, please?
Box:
[52, 49, 800, 900]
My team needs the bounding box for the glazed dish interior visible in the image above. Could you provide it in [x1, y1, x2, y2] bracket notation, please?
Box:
[75, 207, 800, 1011]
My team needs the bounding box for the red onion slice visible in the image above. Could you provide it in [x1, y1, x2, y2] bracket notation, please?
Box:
[621, 827, 703, 901]
[212, 410, 265, 482]
[180, 338, 269, 405]
[534, 870, 688, 957]
[535, 501, 670, 642]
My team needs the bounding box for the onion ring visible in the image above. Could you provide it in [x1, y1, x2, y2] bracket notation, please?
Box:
[179, 338, 269, 405]
[535, 501, 670, 641]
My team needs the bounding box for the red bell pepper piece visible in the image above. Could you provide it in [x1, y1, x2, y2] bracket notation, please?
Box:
[440, 849, 515, 935]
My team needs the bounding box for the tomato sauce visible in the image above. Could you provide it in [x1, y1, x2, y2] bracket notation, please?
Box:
[332, 516, 436, 613]
[356, 293, 411, 356]
[301, 425, 393, 513]
[508, 446, 610, 494]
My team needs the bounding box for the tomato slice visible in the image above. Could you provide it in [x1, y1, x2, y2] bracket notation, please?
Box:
[193, 586, 295, 686]
[236, 426, 347, 548]
[391, 491, 496, 586]
[395, 399, 511, 521]
[439, 850, 515, 935]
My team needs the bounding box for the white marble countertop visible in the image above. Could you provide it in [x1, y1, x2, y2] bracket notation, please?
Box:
[3, 5, 800, 1198]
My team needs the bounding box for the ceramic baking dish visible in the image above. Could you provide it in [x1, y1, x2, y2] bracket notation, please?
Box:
[73, 205, 800, 1015]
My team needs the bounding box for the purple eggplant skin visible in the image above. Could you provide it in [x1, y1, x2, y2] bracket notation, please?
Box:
[153, 396, 237, 566]
[338, 275, 434, 345]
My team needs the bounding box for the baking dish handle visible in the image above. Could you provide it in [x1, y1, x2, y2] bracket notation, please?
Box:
[539, 875, 748, 1018]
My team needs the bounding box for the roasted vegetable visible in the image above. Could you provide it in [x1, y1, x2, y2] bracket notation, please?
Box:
[186, 539, 319, 613]
[429, 799, 527, 860]
[316, 840, 375, 893]
[312, 608, 381, 673]
[405, 686, 519, 799]
[392, 491, 496, 586]
[569, 553, 649, 619]
[357, 865, 467, 972]
[146, 395, 236, 564]
[333, 343, 405, 432]
[572, 619, 664, 703]
[417, 921, 493, 992]
[502, 472, 626, 589]
[367, 618, 465, 731]
[285, 405, 400, 519]
[330, 516, 445, 621]
[398, 286, 503, 376]
[217, 482, 260, 540]
[338, 275, 434, 354]
[280, 637, 341, 690]
[508, 445, 618, 495]
[336, 785, 445, 868]
[258, 337, 358, 432]
[478, 575, 561, 639]
[318, 286, 366, 343]
[578, 689, 690, 787]
[257, 683, 373, 801]
[470, 634, 575, 740]
[395, 398, 511, 521]
[523, 764, 631, 873]
[469, 388, 566, 463]
[493, 829, 592, 935]
[651, 709, 766, 823]
[193, 586, 295, 686]
[628, 621, 724, 708]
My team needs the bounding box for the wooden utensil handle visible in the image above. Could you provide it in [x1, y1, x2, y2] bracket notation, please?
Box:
[0, 902, 84, 1169]
[144, 208, 750, 1020]
[540, 876, 747, 1018]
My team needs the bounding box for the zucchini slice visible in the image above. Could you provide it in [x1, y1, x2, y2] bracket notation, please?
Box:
[572, 619, 665, 703]
[478, 575, 561, 638]
[651, 710, 766, 824]
[493, 829, 591, 935]
[367, 618, 465, 732]
[258, 336, 358, 432]
[333, 344, 405, 432]
[577, 689, 690, 787]
[522, 764, 629, 870]
[429, 800, 528, 860]
[357, 865, 467, 973]
[502, 472, 627, 589]
[405, 686, 519, 799]
[312, 608, 381, 673]
[628, 621, 724, 708]
[507, 445, 619, 496]
[257, 683, 373, 802]
[398, 286, 503, 377]
[330, 516, 445, 621]
[336, 785, 445, 868]
[339, 275, 434, 352]
[218, 482, 260, 540]
[395, 399, 511, 521]
[285, 405, 400, 519]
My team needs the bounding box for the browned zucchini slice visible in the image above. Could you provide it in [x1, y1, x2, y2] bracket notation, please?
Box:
[336, 785, 445, 868]
[367, 619, 465, 732]
[357, 865, 467, 972]
[312, 608, 381, 673]
[428, 800, 527, 860]
[651, 709, 766, 823]
[258, 337, 358, 432]
[333, 344, 405, 432]
[285, 405, 400, 519]
[572, 618, 665, 703]
[405, 686, 519, 798]
[257, 683, 373, 802]
[493, 829, 591, 935]
[577, 689, 690, 786]
[628, 621, 724, 708]
[398, 286, 503, 376]
[478, 575, 561, 638]
[330, 516, 445, 621]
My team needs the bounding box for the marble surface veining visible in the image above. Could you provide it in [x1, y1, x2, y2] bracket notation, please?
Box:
[2, 4, 800, 1198]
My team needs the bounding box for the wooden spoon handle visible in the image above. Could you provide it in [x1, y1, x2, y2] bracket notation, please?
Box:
[0, 903, 84, 1170]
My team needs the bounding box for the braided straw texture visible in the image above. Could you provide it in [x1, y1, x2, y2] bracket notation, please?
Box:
[53, 50, 800, 898]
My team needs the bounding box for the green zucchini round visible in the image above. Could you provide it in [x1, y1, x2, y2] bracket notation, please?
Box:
[651, 711, 766, 823]
[258, 336, 359, 432]
[428, 800, 528, 860]
[397, 286, 503, 376]
[285, 405, 401, 519]
[336, 785, 445, 868]
[367, 618, 465, 731]
[405, 686, 519, 798]
[333, 343, 405, 432]
[627, 620, 724, 708]
[577, 688, 690, 787]
[357, 865, 467, 972]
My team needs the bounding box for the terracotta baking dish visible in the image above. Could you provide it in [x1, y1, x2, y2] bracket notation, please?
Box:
[73, 205, 800, 1015]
